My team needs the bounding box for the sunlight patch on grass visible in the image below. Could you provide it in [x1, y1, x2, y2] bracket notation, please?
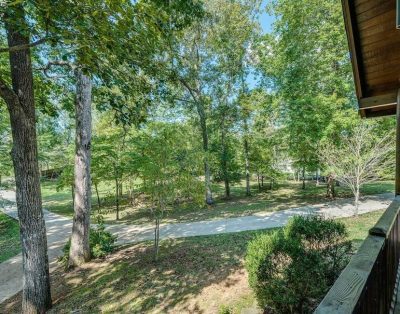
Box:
[0, 208, 386, 313]
[38, 179, 394, 226]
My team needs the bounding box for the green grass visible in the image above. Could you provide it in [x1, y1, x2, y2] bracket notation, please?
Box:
[0, 209, 384, 313]
[0, 212, 20, 263]
[40, 178, 394, 225]
[339, 208, 385, 250]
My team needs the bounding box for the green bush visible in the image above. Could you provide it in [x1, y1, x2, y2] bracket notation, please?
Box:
[59, 215, 117, 268]
[245, 215, 353, 314]
[218, 305, 232, 314]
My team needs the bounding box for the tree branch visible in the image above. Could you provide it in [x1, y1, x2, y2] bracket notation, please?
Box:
[0, 76, 18, 107]
[36, 60, 75, 79]
[0, 37, 47, 53]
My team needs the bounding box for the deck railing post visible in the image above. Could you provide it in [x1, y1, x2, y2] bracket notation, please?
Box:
[396, 89, 400, 196]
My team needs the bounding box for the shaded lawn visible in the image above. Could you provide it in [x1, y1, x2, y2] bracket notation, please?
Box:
[0, 212, 20, 263]
[40, 178, 394, 226]
[1, 209, 384, 313]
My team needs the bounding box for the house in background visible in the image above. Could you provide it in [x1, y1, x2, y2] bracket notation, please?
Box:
[316, 0, 400, 313]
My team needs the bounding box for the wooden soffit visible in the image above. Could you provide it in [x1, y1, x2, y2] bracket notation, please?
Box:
[342, 0, 400, 118]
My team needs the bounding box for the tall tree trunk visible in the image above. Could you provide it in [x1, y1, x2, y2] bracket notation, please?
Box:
[69, 69, 92, 267]
[221, 116, 230, 198]
[354, 187, 360, 216]
[71, 184, 75, 209]
[128, 180, 134, 205]
[115, 175, 120, 220]
[154, 216, 160, 261]
[302, 167, 306, 189]
[261, 176, 264, 187]
[94, 182, 101, 210]
[243, 121, 251, 196]
[195, 102, 213, 205]
[257, 173, 261, 192]
[2, 6, 52, 312]
[326, 174, 335, 199]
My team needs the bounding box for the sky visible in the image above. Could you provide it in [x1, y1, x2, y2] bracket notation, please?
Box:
[259, 1, 275, 33]
[246, 1, 275, 88]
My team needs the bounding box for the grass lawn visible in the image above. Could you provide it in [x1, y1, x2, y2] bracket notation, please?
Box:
[40, 178, 394, 225]
[0, 212, 20, 263]
[0, 209, 385, 313]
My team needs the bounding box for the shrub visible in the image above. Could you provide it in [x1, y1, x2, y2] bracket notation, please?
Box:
[59, 215, 117, 268]
[218, 305, 232, 314]
[245, 215, 353, 313]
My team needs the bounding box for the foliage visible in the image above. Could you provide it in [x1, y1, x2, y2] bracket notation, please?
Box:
[59, 215, 117, 268]
[259, 0, 357, 179]
[320, 122, 395, 214]
[3, 209, 384, 313]
[132, 122, 204, 259]
[90, 215, 117, 259]
[246, 215, 352, 313]
[0, 108, 12, 184]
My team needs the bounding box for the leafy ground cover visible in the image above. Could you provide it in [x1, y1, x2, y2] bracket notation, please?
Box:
[40, 179, 394, 225]
[0, 212, 20, 263]
[1, 209, 384, 313]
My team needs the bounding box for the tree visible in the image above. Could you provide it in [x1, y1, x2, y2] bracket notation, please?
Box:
[134, 123, 203, 260]
[161, 0, 260, 204]
[320, 123, 395, 215]
[69, 68, 92, 266]
[259, 0, 356, 189]
[92, 117, 130, 221]
[0, 4, 51, 312]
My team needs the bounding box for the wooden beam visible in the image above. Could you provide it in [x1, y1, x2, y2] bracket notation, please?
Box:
[396, 89, 400, 196]
[342, 0, 365, 100]
[361, 105, 396, 118]
[370, 197, 400, 236]
[359, 92, 398, 109]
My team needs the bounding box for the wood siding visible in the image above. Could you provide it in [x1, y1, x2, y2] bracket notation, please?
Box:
[342, 0, 400, 118]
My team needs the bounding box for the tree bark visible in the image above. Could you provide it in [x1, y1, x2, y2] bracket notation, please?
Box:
[243, 120, 251, 196]
[115, 174, 120, 220]
[154, 216, 160, 261]
[71, 184, 75, 209]
[94, 182, 101, 210]
[326, 174, 335, 199]
[2, 6, 52, 312]
[119, 182, 123, 197]
[302, 167, 306, 189]
[69, 68, 92, 267]
[354, 188, 360, 216]
[221, 115, 230, 199]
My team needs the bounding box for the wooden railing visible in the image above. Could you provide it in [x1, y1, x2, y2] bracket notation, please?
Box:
[315, 197, 400, 314]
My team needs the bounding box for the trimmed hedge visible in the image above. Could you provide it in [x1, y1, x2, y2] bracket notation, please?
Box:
[246, 215, 352, 313]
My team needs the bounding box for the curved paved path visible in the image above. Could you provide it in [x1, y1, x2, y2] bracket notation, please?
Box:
[0, 190, 394, 303]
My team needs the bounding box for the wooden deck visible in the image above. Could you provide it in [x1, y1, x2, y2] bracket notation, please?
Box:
[394, 281, 400, 313]
[316, 198, 400, 313]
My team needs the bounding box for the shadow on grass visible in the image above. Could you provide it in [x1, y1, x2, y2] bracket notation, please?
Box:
[1, 229, 272, 313]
